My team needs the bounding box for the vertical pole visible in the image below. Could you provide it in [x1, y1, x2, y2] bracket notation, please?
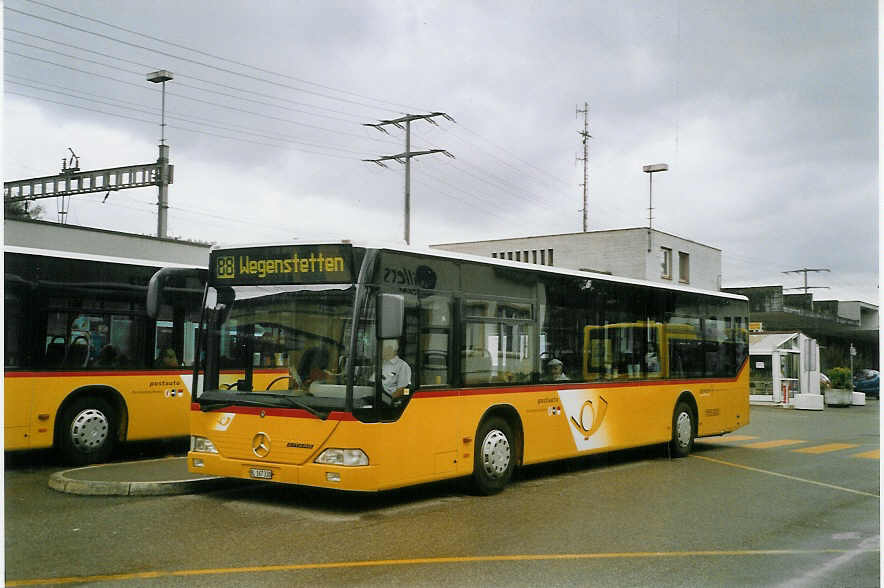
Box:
[156, 79, 169, 237]
[647, 173, 653, 252]
[404, 118, 411, 245]
[157, 144, 169, 238]
[160, 81, 167, 146]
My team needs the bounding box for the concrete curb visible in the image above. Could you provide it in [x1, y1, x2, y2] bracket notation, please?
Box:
[46, 457, 239, 496]
[48, 471, 232, 496]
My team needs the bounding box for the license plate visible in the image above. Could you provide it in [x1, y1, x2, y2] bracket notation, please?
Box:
[249, 468, 273, 479]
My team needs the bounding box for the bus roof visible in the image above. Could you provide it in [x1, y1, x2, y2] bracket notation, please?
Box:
[5, 244, 204, 270]
[209, 239, 748, 302]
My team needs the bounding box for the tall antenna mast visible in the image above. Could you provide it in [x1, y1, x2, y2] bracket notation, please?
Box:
[576, 102, 591, 232]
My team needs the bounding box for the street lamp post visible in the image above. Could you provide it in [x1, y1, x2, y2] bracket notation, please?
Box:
[642, 163, 668, 252]
[147, 70, 174, 238]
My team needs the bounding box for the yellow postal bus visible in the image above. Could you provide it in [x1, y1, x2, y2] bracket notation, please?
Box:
[154, 242, 749, 494]
[4, 246, 204, 464]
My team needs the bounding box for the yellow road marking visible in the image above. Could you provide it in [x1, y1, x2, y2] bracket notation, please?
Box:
[792, 443, 860, 454]
[744, 439, 806, 449]
[852, 449, 880, 459]
[7, 549, 879, 586]
[700, 435, 759, 443]
[692, 455, 880, 498]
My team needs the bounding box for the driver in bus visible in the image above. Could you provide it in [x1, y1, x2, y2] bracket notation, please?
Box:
[381, 339, 412, 402]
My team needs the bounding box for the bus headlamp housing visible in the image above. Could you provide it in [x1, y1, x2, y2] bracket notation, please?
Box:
[315, 448, 368, 466]
[191, 435, 219, 454]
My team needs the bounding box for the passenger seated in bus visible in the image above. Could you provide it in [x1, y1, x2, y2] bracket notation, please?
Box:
[298, 347, 333, 386]
[545, 358, 569, 381]
[93, 344, 119, 368]
[645, 342, 660, 374]
[380, 339, 412, 403]
[158, 348, 179, 368]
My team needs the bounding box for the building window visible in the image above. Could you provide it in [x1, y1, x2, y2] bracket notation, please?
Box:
[532, 250, 537, 264]
[678, 251, 690, 284]
[548, 249, 554, 266]
[540, 250, 545, 265]
[523, 250, 529, 263]
[661, 247, 672, 280]
[491, 252, 497, 259]
[516, 251, 521, 262]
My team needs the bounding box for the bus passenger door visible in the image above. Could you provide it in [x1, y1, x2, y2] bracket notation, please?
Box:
[417, 293, 458, 475]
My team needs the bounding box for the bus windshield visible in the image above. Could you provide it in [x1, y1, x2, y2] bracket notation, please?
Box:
[199, 283, 362, 415]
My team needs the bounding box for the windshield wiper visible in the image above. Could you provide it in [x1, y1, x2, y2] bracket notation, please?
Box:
[198, 397, 265, 412]
[257, 393, 328, 419]
[197, 392, 328, 419]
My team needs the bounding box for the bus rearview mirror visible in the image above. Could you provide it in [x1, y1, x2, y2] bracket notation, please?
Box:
[377, 293, 405, 339]
[147, 267, 203, 319]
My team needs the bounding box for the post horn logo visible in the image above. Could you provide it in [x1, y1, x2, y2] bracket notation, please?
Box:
[570, 396, 608, 439]
[252, 432, 271, 458]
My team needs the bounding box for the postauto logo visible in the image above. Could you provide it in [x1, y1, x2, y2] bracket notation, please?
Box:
[558, 390, 610, 451]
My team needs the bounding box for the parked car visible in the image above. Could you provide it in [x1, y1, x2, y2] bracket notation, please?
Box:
[853, 369, 879, 398]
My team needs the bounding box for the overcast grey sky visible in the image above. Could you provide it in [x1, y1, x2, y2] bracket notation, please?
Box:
[3, 0, 878, 303]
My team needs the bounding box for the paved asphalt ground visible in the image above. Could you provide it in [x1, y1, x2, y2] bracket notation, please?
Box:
[5, 401, 880, 587]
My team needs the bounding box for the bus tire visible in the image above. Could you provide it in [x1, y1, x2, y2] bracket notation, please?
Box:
[58, 397, 117, 465]
[669, 401, 695, 458]
[472, 416, 515, 495]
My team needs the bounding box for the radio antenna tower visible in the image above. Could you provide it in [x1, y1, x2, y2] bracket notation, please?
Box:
[576, 102, 591, 232]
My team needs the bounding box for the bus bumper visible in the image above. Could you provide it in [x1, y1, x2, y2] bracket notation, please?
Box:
[187, 451, 381, 491]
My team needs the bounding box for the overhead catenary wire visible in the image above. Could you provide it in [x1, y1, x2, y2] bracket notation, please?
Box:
[5, 5, 417, 114]
[4, 30, 377, 124]
[7, 3, 701, 238]
[8, 1, 595, 208]
[6, 7, 604, 225]
[5, 90, 358, 160]
[5, 79, 375, 156]
[3, 49, 399, 146]
[19, 0, 428, 114]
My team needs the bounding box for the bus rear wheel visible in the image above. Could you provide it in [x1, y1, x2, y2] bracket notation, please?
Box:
[58, 397, 117, 465]
[669, 401, 695, 458]
[472, 417, 515, 495]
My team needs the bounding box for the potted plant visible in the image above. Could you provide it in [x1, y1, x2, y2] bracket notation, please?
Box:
[825, 367, 853, 407]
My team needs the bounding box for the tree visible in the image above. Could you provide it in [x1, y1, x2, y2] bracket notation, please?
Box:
[4, 199, 43, 220]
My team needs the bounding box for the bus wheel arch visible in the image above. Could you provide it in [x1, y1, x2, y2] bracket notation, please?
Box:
[55, 386, 128, 465]
[471, 405, 523, 495]
[670, 392, 697, 458]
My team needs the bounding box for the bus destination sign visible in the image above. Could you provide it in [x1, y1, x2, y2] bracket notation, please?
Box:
[210, 245, 353, 285]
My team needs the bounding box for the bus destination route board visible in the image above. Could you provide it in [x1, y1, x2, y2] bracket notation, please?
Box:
[210, 244, 354, 285]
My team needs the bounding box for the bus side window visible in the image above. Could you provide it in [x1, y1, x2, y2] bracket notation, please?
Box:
[420, 294, 451, 387]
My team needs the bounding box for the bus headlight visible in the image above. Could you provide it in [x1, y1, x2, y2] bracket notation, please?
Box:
[315, 448, 368, 466]
[190, 436, 219, 454]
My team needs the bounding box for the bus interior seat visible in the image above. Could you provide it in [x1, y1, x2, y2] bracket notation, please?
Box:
[64, 336, 90, 368]
[45, 337, 66, 367]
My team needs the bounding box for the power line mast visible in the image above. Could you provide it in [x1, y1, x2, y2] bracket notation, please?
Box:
[783, 267, 831, 294]
[363, 112, 454, 245]
[576, 102, 591, 232]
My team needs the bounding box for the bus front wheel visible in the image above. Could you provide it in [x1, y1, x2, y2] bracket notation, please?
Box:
[58, 397, 117, 465]
[472, 417, 515, 495]
[669, 401, 695, 458]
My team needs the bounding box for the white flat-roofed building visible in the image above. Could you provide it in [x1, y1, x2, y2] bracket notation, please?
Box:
[431, 228, 723, 291]
[4, 218, 210, 266]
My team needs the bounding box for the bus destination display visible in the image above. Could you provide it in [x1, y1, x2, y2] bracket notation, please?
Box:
[211, 245, 353, 285]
